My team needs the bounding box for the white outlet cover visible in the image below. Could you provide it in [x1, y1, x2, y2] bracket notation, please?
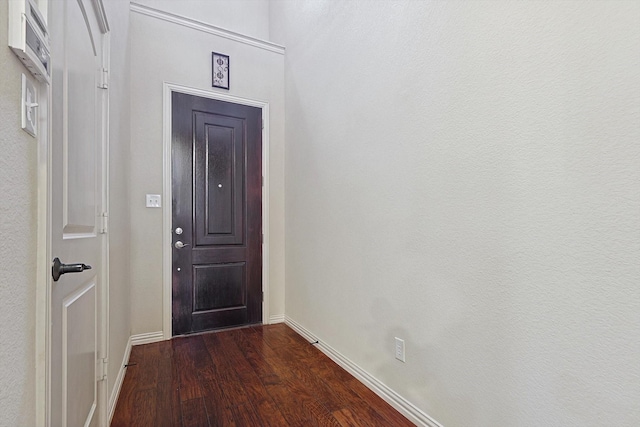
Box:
[146, 194, 161, 208]
[395, 337, 405, 362]
[21, 74, 37, 137]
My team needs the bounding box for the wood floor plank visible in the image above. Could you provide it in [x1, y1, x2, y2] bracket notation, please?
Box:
[260, 333, 349, 414]
[229, 328, 318, 425]
[261, 328, 386, 427]
[174, 335, 211, 402]
[214, 331, 289, 426]
[231, 327, 285, 383]
[130, 388, 157, 427]
[202, 333, 250, 406]
[154, 342, 182, 427]
[111, 325, 415, 427]
[300, 397, 344, 427]
[332, 408, 363, 427]
[264, 379, 318, 427]
[110, 346, 143, 427]
[138, 341, 161, 390]
[203, 393, 237, 427]
[248, 325, 398, 426]
[258, 326, 362, 412]
[345, 377, 416, 426]
[260, 324, 412, 427]
[229, 402, 264, 427]
[181, 397, 210, 427]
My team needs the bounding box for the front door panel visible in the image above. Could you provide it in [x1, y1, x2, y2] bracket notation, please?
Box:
[172, 93, 262, 335]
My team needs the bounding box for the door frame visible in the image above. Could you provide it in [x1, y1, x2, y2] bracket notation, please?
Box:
[35, 62, 52, 427]
[35, 1, 111, 425]
[162, 82, 271, 339]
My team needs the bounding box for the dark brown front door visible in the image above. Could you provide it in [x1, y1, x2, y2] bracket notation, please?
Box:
[171, 92, 262, 335]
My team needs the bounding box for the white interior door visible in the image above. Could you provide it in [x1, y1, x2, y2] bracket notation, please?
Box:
[49, 0, 107, 425]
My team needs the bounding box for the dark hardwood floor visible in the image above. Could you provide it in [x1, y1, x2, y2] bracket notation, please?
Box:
[111, 324, 414, 426]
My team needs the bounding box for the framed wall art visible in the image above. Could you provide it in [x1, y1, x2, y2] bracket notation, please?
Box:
[212, 52, 230, 90]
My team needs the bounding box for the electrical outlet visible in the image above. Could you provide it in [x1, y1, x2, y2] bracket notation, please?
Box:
[146, 194, 161, 208]
[395, 337, 405, 362]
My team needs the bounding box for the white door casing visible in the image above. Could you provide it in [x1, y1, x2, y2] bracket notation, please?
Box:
[48, 0, 109, 425]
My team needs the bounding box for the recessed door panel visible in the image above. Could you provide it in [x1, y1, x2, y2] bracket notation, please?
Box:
[195, 112, 244, 246]
[193, 262, 246, 312]
[63, 0, 98, 237]
[62, 281, 97, 427]
[206, 125, 234, 235]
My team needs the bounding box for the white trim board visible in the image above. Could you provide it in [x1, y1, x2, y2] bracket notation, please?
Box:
[130, 2, 284, 55]
[131, 331, 165, 346]
[162, 82, 272, 340]
[269, 314, 285, 324]
[284, 317, 443, 427]
[108, 336, 132, 424]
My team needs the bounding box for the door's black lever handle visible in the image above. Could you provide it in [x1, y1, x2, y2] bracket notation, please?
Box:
[52, 257, 92, 282]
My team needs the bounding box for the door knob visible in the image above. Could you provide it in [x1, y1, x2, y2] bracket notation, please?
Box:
[52, 257, 92, 282]
[174, 241, 190, 249]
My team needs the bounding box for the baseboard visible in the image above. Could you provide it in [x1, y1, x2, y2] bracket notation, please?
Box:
[131, 331, 165, 346]
[108, 331, 165, 421]
[284, 316, 443, 427]
[269, 314, 285, 324]
[108, 336, 132, 424]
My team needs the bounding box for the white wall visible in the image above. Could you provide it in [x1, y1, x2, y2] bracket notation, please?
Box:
[132, 0, 270, 40]
[103, 0, 132, 405]
[0, 3, 38, 425]
[129, 1, 285, 336]
[270, 1, 640, 426]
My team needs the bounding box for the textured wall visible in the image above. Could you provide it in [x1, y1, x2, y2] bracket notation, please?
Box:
[270, 1, 640, 425]
[0, 2, 38, 425]
[129, 2, 285, 335]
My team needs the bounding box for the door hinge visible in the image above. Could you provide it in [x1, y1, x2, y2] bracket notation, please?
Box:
[261, 118, 264, 130]
[99, 212, 108, 234]
[261, 175, 264, 187]
[96, 358, 108, 382]
[261, 233, 264, 244]
[262, 291, 264, 302]
[98, 68, 109, 89]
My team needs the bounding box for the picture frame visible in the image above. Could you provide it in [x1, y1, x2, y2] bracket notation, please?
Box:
[212, 52, 230, 90]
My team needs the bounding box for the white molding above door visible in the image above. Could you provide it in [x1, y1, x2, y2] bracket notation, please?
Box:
[130, 2, 284, 55]
[162, 82, 271, 340]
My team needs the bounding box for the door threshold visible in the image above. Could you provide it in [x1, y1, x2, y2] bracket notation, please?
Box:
[171, 322, 263, 339]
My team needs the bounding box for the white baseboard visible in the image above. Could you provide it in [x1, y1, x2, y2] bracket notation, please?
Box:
[284, 316, 443, 427]
[108, 331, 165, 422]
[131, 331, 165, 346]
[269, 314, 285, 324]
[108, 336, 132, 424]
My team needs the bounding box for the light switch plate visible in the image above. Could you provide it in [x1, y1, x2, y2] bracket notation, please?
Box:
[21, 74, 37, 137]
[146, 194, 161, 208]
